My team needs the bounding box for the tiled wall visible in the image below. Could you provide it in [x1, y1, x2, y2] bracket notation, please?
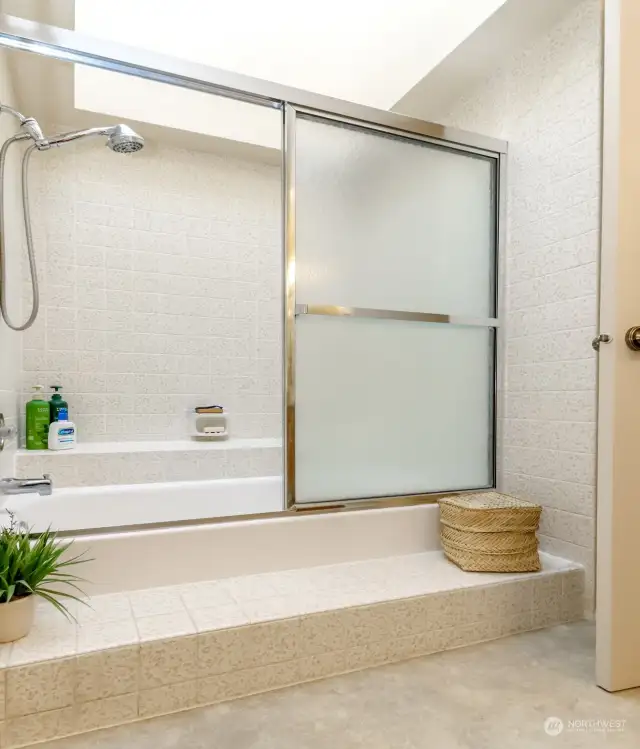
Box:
[0, 49, 22, 476]
[21, 132, 282, 442]
[420, 0, 601, 604]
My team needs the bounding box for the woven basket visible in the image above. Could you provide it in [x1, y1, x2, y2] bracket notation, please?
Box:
[439, 492, 542, 573]
[442, 541, 541, 573]
[441, 525, 539, 554]
[439, 492, 541, 533]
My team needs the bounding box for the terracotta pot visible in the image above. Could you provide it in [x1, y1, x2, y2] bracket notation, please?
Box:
[0, 595, 35, 642]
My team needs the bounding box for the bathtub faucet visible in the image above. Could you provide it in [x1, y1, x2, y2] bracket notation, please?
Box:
[0, 474, 53, 496]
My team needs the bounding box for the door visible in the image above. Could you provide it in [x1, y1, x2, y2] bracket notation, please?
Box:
[596, 0, 640, 692]
[284, 106, 502, 507]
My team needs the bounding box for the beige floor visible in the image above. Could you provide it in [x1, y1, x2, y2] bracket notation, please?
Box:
[40, 622, 640, 748]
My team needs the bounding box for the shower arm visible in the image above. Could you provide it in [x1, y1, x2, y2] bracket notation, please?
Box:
[46, 126, 113, 147]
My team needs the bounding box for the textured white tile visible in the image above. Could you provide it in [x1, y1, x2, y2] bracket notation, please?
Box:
[222, 574, 279, 603]
[502, 471, 595, 517]
[505, 391, 596, 423]
[129, 587, 187, 618]
[503, 419, 596, 454]
[507, 233, 598, 285]
[8, 625, 77, 667]
[180, 581, 236, 611]
[76, 593, 133, 624]
[190, 604, 251, 632]
[136, 611, 196, 642]
[538, 507, 595, 549]
[77, 619, 139, 653]
[507, 359, 596, 393]
[506, 328, 595, 366]
[502, 446, 595, 485]
[509, 263, 598, 312]
[240, 597, 308, 624]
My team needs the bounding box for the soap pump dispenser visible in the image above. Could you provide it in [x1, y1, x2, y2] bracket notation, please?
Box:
[26, 385, 49, 450]
[49, 385, 69, 423]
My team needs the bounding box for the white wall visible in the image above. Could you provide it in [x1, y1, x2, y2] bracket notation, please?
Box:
[22, 131, 282, 443]
[0, 48, 23, 476]
[416, 0, 601, 604]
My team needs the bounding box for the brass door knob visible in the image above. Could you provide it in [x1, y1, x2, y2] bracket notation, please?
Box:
[626, 327, 640, 351]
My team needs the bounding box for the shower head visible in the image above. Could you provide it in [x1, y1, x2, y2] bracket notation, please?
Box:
[106, 124, 144, 154]
[45, 123, 145, 153]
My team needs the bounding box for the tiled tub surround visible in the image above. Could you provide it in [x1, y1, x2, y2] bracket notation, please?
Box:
[407, 0, 602, 605]
[21, 133, 282, 442]
[0, 552, 583, 748]
[14, 439, 282, 488]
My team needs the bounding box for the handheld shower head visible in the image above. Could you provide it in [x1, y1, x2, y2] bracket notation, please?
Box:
[106, 124, 144, 154]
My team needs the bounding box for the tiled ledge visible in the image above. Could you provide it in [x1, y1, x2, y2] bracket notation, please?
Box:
[0, 552, 584, 748]
[14, 438, 282, 488]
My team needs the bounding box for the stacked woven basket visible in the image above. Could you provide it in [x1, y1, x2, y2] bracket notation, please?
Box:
[438, 492, 542, 573]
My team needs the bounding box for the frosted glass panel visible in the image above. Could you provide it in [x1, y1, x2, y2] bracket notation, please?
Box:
[295, 316, 493, 503]
[295, 116, 495, 317]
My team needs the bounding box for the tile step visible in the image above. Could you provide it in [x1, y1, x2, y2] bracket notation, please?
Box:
[0, 551, 584, 748]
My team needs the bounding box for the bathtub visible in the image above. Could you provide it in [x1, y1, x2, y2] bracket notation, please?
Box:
[4, 477, 442, 594]
[5, 476, 284, 533]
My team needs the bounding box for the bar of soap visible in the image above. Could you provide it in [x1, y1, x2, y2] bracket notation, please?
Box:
[195, 405, 224, 414]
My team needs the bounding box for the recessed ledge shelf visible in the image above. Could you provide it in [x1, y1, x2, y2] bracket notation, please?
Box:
[16, 437, 282, 456]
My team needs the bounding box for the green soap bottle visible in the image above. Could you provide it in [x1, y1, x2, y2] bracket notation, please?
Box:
[26, 385, 49, 450]
[49, 385, 69, 423]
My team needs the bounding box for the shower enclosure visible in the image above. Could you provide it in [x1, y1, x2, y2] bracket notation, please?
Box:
[0, 13, 506, 534]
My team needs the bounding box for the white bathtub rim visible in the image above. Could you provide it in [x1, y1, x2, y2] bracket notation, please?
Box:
[7, 476, 284, 534]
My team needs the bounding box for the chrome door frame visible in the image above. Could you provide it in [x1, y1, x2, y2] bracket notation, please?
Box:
[0, 13, 507, 521]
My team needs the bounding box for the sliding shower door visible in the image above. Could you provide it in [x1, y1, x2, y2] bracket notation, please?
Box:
[286, 108, 499, 506]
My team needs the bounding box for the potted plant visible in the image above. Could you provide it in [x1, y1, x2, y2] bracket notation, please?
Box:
[0, 512, 88, 642]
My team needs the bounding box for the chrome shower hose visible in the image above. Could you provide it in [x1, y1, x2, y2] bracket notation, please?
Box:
[0, 134, 39, 331]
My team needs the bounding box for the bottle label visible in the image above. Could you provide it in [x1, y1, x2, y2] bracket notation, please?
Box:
[59, 428, 74, 436]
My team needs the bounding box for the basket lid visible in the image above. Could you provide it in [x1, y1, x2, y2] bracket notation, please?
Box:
[438, 491, 541, 511]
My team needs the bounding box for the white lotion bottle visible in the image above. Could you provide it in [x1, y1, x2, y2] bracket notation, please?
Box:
[48, 420, 77, 450]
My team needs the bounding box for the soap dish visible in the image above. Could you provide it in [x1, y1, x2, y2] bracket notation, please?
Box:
[190, 411, 229, 440]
